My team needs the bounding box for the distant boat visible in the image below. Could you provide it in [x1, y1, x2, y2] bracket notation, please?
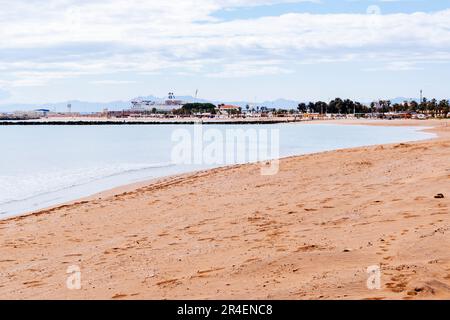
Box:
[131, 92, 184, 112]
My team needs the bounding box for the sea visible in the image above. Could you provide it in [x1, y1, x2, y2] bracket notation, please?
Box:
[0, 123, 434, 218]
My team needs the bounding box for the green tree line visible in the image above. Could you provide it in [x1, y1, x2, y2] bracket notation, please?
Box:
[173, 103, 217, 115]
[298, 98, 450, 117]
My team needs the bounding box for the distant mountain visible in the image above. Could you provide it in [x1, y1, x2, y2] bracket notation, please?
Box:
[0, 95, 302, 112]
[2, 95, 427, 113]
[258, 98, 300, 109]
[0, 100, 130, 113]
[222, 98, 300, 109]
[389, 97, 417, 104]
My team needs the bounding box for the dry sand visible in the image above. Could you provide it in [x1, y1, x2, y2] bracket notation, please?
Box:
[0, 119, 449, 300]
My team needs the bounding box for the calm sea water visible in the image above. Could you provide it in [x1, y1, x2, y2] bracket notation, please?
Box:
[0, 123, 434, 218]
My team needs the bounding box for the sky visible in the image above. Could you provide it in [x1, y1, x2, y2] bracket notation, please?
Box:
[0, 0, 450, 105]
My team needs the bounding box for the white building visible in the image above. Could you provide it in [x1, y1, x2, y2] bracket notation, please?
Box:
[131, 92, 185, 112]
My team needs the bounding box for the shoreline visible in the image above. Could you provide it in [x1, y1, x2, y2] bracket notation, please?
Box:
[1, 119, 449, 299]
[0, 117, 300, 126]
[1, 119, 441, 222]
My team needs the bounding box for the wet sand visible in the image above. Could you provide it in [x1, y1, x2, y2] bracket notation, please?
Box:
[0, 119, 449, 300]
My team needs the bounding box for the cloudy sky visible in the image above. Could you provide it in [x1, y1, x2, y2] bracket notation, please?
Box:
[0, 0, 449, 105]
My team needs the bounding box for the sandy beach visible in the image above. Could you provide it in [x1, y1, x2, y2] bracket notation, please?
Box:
[0, 119, 449, 300]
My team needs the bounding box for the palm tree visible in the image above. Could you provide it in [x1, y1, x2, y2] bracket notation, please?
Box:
[429, 98, 437, 116]
[297, 103, 307, 113]
[438, 99, 449, 118]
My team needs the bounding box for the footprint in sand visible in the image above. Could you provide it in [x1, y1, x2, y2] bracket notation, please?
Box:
[402, 213, 420, 219]
[294, 244, 326, 252]
[156, 278, 180, 287]
[64, 253, 83, 257]
[23, 280, 45, 288]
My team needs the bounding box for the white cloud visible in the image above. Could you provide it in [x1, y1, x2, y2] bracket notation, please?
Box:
[0, 1, 449, 85]
[91, 80, 137, 85]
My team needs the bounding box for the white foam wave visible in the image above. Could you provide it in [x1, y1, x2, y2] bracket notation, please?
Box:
[0, 162, 173, 205]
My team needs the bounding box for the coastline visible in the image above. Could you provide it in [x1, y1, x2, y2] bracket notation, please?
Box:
[0, 119, 449, 299]
[0, 117, 300, 126]
[1, 119, 439, 221]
